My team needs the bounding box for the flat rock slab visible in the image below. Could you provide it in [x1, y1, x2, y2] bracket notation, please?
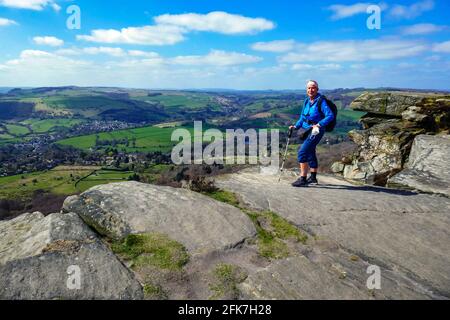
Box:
[351, 91, 450, 116]
[216, 168, 450, 298]
[239, 255, 367, 300]
[0, 212, 143, 300]
[63, 181, 256, 256]
[388, 135, 450, 197]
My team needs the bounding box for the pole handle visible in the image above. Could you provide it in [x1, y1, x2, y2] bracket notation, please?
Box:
[288, 126, 294, 138]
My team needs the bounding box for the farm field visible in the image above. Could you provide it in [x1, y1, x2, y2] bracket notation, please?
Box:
[0, 166, 100, 200]
[56, 124, 199, 152]
[132, 92, 221, 111]
[0, 166, 149, 200]
[21, 118, 85, 133]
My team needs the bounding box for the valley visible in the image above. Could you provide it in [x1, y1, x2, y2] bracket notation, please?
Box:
[0, 86, 398, 219]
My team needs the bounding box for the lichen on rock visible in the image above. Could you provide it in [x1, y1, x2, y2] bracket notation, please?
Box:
[337, 91, 450, 186]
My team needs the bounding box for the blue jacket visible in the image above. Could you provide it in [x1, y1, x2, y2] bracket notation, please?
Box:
[294, 93, 335, 131]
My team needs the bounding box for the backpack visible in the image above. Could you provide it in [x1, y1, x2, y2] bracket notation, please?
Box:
[317, 95, 338, 132]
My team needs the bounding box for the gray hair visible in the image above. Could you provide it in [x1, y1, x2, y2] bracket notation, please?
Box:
[306, 80, 319, 88]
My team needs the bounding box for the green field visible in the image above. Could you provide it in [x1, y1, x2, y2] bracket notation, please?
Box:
[0, 118, 87, 145]
[133, 93, 220, 111]
[0, 133, 14, 140]
[76, 169, 135, 192]
[21, 118, 85, 133]
[244, 99, 288, 113]
[0, 166, 99, 200]
[337, 110, 366, 121]
[0, 136, 24, 145]
[43, 96, 124, 110]
[56, 125, 199, 152]
[5, 124, 30, 136]
[0, 166, 148, 200]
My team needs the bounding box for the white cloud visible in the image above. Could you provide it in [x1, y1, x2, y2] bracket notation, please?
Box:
[327, 3, 386, 20]
[432, 41, 450, 53]
[77, 11, 275, 46]
[0, 0, 58, 11]
[389, 0, 434, 19]
[0, 17, 17, 26]
[154, 11, 275, 35]
[425, 55, 442, 61]
[55, 48, 81, 56]
[1, 48, 449, 90]
[115, 57, 165, 68]
[127, 50, 160, 58]
[170, 50, 262, 66]
[401, 23, 446, 35]
[251, 40, 296, 53]
[20, 49, 53, 59]
[292, 63, 341, 71]
[317, 64, 342, 70]
[55, 47, 161, 59]
[350, 64, 366, 69]
[44, 47, 260, 67]
[50, 2, 59, 11]
[77, 25, 185, 46]
[83, 47, 126, 57]
[33, 36, 64, 47]
[2, 49, 95, 85]
[279, 39, 427, 63]
[291, 64, 314, 70]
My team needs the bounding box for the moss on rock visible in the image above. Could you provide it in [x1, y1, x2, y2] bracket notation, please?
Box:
[111, 233, 189, 271]
[209, 263, 248, 300]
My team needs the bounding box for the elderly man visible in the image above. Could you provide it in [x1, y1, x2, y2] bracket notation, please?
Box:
[290, 80, 335, 187]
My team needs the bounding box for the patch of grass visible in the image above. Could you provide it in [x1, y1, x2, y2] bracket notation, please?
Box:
[209, 263, 248, 300]
[244, 209, 307, 259]
[143, 283, 169, 300]
[111, 233, 189, 271]
[245, 210, 289, 259]
[204, 189, 240, 207]
[202, 189, 308, 260]
[268, 211, 308, 243]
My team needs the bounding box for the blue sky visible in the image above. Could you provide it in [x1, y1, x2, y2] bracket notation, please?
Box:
[0, 0, 449, 89]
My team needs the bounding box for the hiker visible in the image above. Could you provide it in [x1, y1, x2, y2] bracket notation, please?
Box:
[289, 80, 335, 187]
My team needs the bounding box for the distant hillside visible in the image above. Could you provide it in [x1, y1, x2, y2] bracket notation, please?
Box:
[0, 88, 17, 94]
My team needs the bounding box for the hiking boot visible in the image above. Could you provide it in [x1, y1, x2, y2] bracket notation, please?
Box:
[292, 177, 308, 187]
[307, 176, 319, 185]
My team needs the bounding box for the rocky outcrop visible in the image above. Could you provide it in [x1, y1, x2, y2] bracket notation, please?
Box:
[3, 167, 450, 300]
[0, 212, 143, 300]
[332, 92, 450, 186]
[216, 168, 450, 299]
[62, 181, 256, 256]
[387, 135, 450, 197]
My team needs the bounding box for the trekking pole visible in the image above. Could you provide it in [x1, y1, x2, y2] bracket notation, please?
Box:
[278, 127, 294, 183]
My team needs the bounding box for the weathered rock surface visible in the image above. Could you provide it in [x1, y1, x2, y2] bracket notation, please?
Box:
[63, 181, 256, 255]
[388, 135, 450, 197]
[351, 91, 450, 120]
[216, 168, 450, 299]
[0, 212, 143, 300]
[333, 91, 450, 185]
